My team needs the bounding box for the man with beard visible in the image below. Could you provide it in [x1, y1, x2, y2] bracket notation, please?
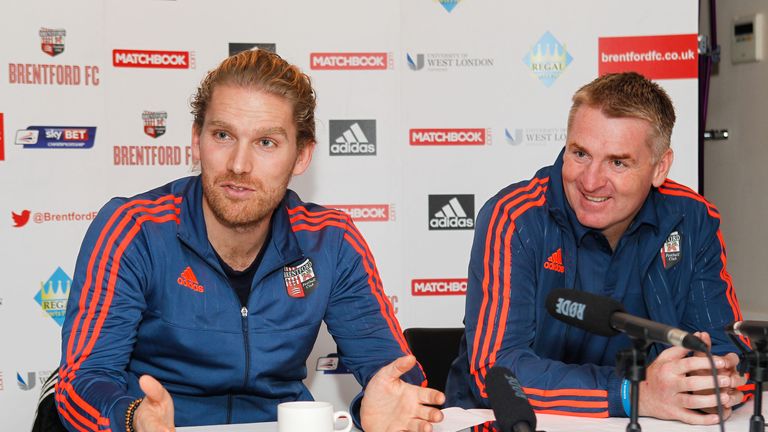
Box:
[56, 49, 444, 432]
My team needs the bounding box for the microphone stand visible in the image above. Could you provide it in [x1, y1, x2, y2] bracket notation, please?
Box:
[616, 337, 650, 432]
[729, 334, 768, 432]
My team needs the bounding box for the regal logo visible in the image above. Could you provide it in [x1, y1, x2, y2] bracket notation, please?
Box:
[523, 31, 573, 87]
[435, 0, 463, 13]
[40, 27, 66, 57]
[142, 111, 167, 138]
[34, 267, 71, 326]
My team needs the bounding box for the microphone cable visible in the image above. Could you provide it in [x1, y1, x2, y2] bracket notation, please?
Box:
[704, 348, 726, 432]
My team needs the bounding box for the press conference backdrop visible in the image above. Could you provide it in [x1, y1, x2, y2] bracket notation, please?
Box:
[0, 0, 699, 429]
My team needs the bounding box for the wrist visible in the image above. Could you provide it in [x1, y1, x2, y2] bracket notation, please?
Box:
[125, 397, 143, 432]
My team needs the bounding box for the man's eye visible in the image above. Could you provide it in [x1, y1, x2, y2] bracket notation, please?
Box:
[575, 150, 586, 158]
[612, 160, 626, 168]
[260, 139, 275, 147]
[215, 131, 230, 140]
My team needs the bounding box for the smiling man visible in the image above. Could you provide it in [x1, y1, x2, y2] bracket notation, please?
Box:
[55, 49, 444, 432]
[446, 72, 749, 425]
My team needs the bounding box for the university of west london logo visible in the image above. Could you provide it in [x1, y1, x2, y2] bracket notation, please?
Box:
[40, 27, 65, 57]
[523, 31, 573, 87]
[143, 111, 167, 138]
[34, 267, 71, 326]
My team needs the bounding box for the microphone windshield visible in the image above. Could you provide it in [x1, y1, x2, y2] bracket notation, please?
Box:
[486, 366, 537, 432]
[545, 288, 624, 337]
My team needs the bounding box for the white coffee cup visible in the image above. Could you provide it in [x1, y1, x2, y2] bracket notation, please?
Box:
[277, 401, 353, 432]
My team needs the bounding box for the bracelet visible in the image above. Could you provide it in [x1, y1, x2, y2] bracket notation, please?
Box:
[125, 398, 143, 432]
[620, 379, 631, 417]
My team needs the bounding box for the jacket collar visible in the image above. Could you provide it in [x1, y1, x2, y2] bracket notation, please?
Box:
[176, 176, 305, 274]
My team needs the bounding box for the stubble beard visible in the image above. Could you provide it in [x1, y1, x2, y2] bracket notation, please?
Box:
[201, 171, 290, 231]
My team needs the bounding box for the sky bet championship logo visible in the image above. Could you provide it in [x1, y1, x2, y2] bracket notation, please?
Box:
[34, 267, 71, 326]
[329, 120, 376, 156]
[15, 126, 96, 149]
[428, 195, 474, 230]
[523, 31, 573, 87]
[143, 111, 167, 138]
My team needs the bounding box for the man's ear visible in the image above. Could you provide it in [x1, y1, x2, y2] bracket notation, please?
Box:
[651, 148, 674, 188]
[292, 140, 315, 176]
[191, 124, 201, 165]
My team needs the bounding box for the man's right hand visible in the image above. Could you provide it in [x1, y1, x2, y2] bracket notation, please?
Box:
[134, 375, 175, 432]
[637, 339, 743, 425]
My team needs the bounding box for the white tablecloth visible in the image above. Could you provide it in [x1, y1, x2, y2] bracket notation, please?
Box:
[178, 400, 764, 432]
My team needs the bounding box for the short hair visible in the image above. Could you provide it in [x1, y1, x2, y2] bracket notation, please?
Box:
[567, 72, 676, 160]
[191, 49, 316, 150]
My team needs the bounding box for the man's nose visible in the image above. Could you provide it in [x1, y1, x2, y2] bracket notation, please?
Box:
[228, 142, 252, 174]
[580, 161, 607, 191]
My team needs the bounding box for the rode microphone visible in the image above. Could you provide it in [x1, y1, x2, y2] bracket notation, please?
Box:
[726, 321, 768, 342]
[486, 366, 536, 432]
[545, 288, 708, 352]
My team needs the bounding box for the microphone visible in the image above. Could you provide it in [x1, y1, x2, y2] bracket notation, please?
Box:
[486, 366, 536, 432]
[725, 321, 768, 341]
[545, 288, 708, 352]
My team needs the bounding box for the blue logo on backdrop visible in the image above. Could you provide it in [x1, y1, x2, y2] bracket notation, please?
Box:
[523, 31, 573, 87]
[15, 126, 96, 149]
[34, 267, 72, 326]
[437, 0, 463, 13]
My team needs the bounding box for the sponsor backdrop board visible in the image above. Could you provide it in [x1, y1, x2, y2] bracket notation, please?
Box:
[0, 0, 697, 429]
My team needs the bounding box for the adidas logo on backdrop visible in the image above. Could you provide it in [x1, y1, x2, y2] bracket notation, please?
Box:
[428, 195, 474, 230]
[329, 120, 376, 155]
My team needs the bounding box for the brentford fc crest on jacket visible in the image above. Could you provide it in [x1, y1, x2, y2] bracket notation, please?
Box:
[283, 258, 318, 298]
[661, 231, 682, 269]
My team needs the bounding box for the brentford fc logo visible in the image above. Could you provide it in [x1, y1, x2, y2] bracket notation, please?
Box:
[39, 27, 66, 57]
[142, 111, 167, 138]
[283, 258, 318, 298]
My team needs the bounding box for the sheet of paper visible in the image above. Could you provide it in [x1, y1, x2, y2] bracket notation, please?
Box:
[431, 407, 493, 432]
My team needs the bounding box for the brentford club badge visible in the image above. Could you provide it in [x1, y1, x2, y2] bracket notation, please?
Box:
[39, 28, 66, 57]
[283, 258, 318, 298]
[661, 231, 682, 269]
[142, 111, 167, 138]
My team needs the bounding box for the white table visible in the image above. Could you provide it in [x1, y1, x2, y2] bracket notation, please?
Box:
[178, 402, 763, 432]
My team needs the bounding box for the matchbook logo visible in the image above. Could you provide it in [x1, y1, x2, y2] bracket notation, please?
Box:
[113, 49, 193, 69]
[409, 128, 488, 146]
[428, 195, 474, 230]
[310, 53, 391, 70]
[411, 279, 468, 296]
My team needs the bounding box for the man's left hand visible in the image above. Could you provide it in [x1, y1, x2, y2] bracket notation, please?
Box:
[360, 355, 445, 432]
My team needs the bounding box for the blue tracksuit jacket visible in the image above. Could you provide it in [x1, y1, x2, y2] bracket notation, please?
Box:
[445, 150, 747, 418]
[56, 175, 422, 431]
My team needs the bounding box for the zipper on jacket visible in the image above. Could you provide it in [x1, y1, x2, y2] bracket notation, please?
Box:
[226, 394, 233, 423]
[240, 306, 251, 389]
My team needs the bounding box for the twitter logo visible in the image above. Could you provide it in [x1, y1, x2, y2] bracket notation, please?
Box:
[12, 210, 31, 227]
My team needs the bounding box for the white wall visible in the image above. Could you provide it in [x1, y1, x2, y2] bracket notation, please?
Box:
[702, 0, 768, 321]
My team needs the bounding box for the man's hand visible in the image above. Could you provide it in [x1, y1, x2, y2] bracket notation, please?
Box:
[690, 332, 747, 417]
[134, 375, 175, 432]
[360, 355, 445, 432]
[638, 333, 744, 425]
